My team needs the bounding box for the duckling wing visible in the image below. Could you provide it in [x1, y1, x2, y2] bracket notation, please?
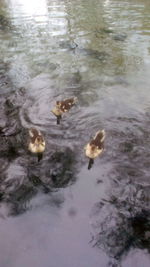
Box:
[60, 98, 77, 112]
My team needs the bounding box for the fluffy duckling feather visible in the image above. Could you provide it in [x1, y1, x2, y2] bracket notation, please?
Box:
[28, 128, 45, 154]
[51, 97, 77, 124]
[85, 129, 105, 169]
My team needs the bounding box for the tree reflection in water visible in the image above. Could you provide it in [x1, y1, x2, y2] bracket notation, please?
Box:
[91, 114, 150, 267]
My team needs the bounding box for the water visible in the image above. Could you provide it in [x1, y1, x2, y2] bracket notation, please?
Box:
[0, 0, 150, 266]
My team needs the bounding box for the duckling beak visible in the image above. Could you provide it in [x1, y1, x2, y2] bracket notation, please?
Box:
[88, 158, 94, 170]
[37, 152, 43, 162]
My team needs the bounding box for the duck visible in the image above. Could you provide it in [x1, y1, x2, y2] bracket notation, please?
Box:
[28, 128, 45, 161]
[51, 97, 77, 124]
[85, 129, 105, 169]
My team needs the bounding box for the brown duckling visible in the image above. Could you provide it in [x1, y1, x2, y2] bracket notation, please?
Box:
[51, 97, 77, 124]
[28, 128, 45, 161]
[85, 129, 105, 169]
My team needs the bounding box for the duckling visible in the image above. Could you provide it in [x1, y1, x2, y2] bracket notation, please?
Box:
[28, 128, 45, 162]
[85, 129, 105, 169]
[51, 97, 77, 124]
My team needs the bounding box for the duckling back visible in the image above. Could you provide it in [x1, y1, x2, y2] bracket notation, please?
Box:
[57, 97, 77, 113]
[52, 97, 77, 114]
[51, 97, 77, 124]
[85, 129, 105, 159]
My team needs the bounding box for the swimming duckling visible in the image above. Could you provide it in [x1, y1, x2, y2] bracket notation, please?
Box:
[51, 97, 77, 124]
[28, 128, 45, 162]
[85, 129, 105, 170]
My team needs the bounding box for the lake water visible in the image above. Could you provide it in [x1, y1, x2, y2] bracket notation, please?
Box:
[0, 0, 150, 267]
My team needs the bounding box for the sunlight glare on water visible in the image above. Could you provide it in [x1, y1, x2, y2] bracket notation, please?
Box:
[10, 0, 48, 18]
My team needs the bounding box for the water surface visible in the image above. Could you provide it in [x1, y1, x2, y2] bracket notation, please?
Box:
[0, 0, 150, 266]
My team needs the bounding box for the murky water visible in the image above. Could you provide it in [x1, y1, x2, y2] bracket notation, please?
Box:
[0, 0, 150, 266]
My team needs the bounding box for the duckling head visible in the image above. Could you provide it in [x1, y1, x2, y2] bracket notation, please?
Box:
[28, 131, 45, 154]
[51, 106, 62, 124]
[51, 106, 62, 117]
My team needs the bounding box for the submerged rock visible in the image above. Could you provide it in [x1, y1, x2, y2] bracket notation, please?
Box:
[77, 48, 109, 61]
[59, 40, 78, 50]
[49, 148, 76, 188]
[113, 33, 127, 41]
[95, 27, 114, 35]
[91, 115, 150, 265]
[0, 70, 79, 215]
[0, 12, 13, 31]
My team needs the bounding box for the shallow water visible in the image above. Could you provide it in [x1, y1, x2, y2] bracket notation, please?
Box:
[0, 0, 150, 266]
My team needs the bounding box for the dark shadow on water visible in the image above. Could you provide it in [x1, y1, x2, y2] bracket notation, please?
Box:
[37, 152, 43, 162]
[0, 13, 12, 31]
[49, 149, 77, 188]
[0, 62, 150, 266]
[56, 115, 62, 125]
[0, 147, 78, 216]
[90, 114, 150, 267]
[88, 158, 94, 170]
[0, 69, 79, 216]
[6, 184, 37, 216]
[76, 48, 110, 62]
[0, 143, 78, 216]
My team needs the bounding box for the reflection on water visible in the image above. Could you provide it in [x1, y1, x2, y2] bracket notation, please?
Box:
[10, 0, 48, 18]
[0, 0, 150, 266]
